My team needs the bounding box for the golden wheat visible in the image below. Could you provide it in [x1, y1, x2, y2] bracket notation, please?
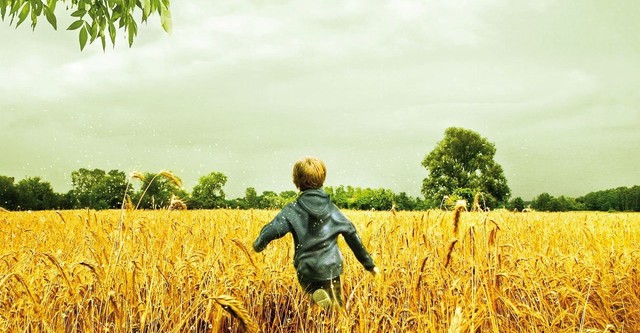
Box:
[0, 209, 639, 332]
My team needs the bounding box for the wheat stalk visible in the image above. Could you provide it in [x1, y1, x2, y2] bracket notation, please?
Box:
[158, 170, 182, 187]
[448, 307, 463, 333]
[453, 204, 465, 236]
[231, 238, 257, 270]
[214, 294, 259, 333]
[444, 238, 458, 268]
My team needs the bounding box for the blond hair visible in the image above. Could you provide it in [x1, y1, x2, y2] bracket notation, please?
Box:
[292, 157, 326, 191]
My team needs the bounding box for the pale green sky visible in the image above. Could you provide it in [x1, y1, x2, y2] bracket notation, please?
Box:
[1, 0, 639, 200]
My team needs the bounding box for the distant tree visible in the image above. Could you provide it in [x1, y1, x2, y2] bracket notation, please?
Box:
[363, 188, 394, 210]
[0, 175, 18, 210]
[15, 177, 58, 210]
[70, 168, 104, 208]
[190, 172, 227, 209]
[531, 192, 554, 211]
[279, 190, 298, 202]
[1, 0, 172, 50]
[393, 192, 417, 211]
[577, 186, 640, 212]
[422, 127, 510, 208]
[98, 170, 130, 208]
[133, 171, 182, 209]
[258, 191, 280, 209]
[325, 186, 394, 210]
[531, 193, 586, 212]
[326, 185, 349, 208]
[276, 190, 298, 208]
[243, 187, 259, 209]
[509, 197, 526, 211]
[69, 168, 129, 209]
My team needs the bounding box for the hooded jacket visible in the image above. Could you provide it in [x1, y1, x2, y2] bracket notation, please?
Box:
[253, 188, 376, 281]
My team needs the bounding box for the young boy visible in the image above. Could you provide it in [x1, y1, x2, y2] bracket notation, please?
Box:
[253, 156, 379, 308]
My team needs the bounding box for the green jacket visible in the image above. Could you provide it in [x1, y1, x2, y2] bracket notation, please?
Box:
[253, 188, 376, 281]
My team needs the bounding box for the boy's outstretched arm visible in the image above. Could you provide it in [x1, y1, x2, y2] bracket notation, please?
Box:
[342, 231, 376, 272]
[253, 213, 291, 252]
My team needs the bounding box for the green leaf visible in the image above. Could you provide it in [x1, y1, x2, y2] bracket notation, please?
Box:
[142, 0, 150, 20]
[16, 2, 30, 28]
[108, 21, 116, 45]
[127, 20, 135, 47]
[160, 5, 172, 34]
[47, 0, 56, 12]
[101, 35, 106, 51]
[79, 26, 88, 51]
[0, 2, 6, 21]
[32, 0, 42, 16]
[67, 19, 84, 30]
[43, 5, 56, 30]
[30, 6, 37, 30]
[70, 9, 86, 17]
[89, 21, 98, 42]
[10, 0, 21, 16]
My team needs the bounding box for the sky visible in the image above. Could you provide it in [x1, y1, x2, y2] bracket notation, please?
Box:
[1, 0, 639, 200]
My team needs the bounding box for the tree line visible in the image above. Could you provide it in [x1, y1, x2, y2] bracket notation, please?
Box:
[2, 127, 636, 212]
[0, 168, 637, 212]
[526, 186, 640, 212]
[0, 168, 430, 211]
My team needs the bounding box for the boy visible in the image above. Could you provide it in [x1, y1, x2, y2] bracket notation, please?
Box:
[253, 156, 379, 308]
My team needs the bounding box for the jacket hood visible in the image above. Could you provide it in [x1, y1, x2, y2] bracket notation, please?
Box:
[297, 188, 332, 218]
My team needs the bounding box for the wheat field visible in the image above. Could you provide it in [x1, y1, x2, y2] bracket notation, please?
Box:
[0, 208, 639, 332]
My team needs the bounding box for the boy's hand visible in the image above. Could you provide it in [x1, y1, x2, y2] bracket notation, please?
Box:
[370, 266, 381, 281]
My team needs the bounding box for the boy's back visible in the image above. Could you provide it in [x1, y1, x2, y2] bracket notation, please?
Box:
[253, 188, 375, 281]
[252, 156, 379, 308]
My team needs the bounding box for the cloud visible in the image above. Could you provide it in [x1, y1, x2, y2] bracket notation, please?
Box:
[2, 0, 639, 199]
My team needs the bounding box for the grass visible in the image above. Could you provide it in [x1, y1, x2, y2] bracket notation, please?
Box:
[0, 209, 639, 332]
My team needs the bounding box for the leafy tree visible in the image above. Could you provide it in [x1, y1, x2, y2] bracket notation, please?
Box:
[70, 168, 103, 207]
[243, 187, 259, 209]
[325, 186, 396, 210]
[99, 170, 130, 208]
[0, 175, 18, 210]
[508, 197, 526, 211]
[422, 127, 510, 208]
[279, 190, 298, 204]
[577, 186, 640, 212]
[133, 171, 182, 209]
[393, 192, 417, 211]
[14, 177, 58, 210]
[531, 193, 586, 212]
[190, 171, 227, 209]
[69, 168, 129, 209]
[1, 0, 172, 50]
[258, 191, 280, 209]
[531, 192, 554, 211]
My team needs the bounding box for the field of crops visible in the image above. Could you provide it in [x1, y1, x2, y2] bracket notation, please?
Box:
[1, 208, 639, 332]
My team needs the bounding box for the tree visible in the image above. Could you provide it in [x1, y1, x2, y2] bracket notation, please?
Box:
[15, 177, 58, 210]
[393, 192, 416, 211]
[133, 171, 182, 209]
[509, 197, 526, 211]
[422, 127, 510, 208]
[243, 187, 259, 209]
[1, 0, 172, 50]
[0, 175, 18, 210]
[190, 171, 227, 209]
[70, 168, 104, 208]
[258, 191, 280, 209]
[69, 168, 129, 209]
